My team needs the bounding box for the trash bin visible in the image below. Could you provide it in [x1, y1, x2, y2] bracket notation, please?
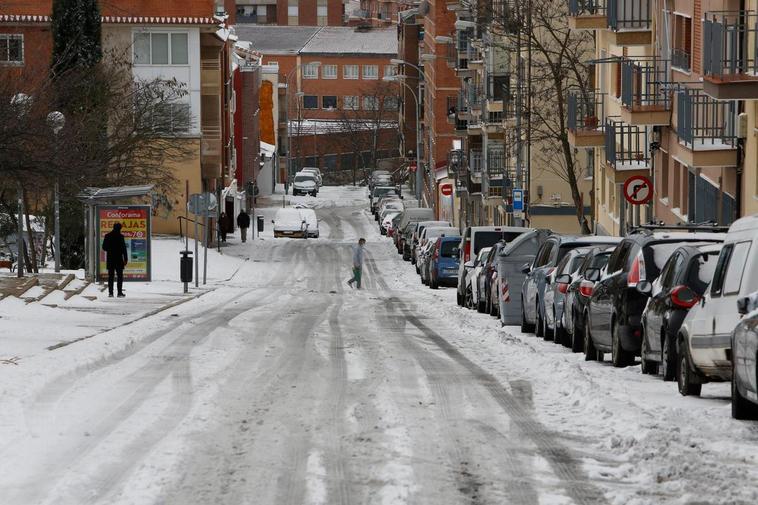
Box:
[180, 250, 193, 283]
[257, 215, 264, 233]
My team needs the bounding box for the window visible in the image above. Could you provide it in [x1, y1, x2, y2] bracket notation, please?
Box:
[363, 96, 378, 110]
[317, 0, 328, 25]
[384, 96, 399, 111]
[659, 253, 683, 289]
[150, 103, 190, 134]
[0, 34, 23, 64]
[710, 245, 733, 297]
[303, 63, 319, 79]
[323, 154, 337, 171]
[343, 96, 359, 110]
[384, 64, 398, 77]
[608, 242, 632, 273]
[303, 95, 318, 109]
[585, 148, 595, 179]
[344, 64, 359, 79]
[487, 143, 505, 175]
[534, 242, 554, 267]
[322, 95, 337, 109]
[363, 65, 379, 80]
[340, 152, 355, 170]
[305, 156, 319, 167]
[723, 241, 752, 295]
[322, 64, 337, 79]
[288, 0, 299, 25]
[672, 14, 692, 71]
[133, 32, 189, 65]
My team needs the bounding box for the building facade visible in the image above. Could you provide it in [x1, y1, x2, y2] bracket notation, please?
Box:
[236, 0, 346, 25]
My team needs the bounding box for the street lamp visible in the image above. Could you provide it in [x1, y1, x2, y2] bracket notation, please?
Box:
[384, 75, 422, 207]
[285, 61, 321, 192]
[47, 111, 65, 273]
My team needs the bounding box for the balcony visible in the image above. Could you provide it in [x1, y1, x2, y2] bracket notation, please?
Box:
[568, 90, 605, 147]
[604, 119, 650, 180]
[568, 0, 607, 30]
[703, 11, 758, 100]
[673, 89, 738, 167]
[607, 0, 652, 46]
[201, 125, 222, 178]
[619, 57, 671, 125]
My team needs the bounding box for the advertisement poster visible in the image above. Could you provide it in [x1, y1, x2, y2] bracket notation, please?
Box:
[96, 206, 151, 282]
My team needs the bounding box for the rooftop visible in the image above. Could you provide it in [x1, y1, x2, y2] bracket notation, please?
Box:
[234, 25, 321, 55]
[233, 25, 398, 56]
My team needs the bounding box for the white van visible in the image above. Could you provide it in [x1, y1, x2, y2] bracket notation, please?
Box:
[678, 214, 758, 396]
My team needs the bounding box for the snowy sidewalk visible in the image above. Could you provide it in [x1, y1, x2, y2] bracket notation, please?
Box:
[0, 236, 247, 361]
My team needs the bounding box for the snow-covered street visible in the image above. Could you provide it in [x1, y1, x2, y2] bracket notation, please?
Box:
[2, 186, 758, 505]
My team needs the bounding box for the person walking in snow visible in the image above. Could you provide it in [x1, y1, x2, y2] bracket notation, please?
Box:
[102, 222, 128, 298]
[347, 238, 366, 289]
[237, 209, 251, 243]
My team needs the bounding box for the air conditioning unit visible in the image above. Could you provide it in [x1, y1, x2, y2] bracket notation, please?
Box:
[738, 112, 748, 139]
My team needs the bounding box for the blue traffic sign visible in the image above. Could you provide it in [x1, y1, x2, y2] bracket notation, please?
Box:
[513, 189, 524, 212]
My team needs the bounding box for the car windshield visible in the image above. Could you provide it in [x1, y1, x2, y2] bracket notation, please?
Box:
[647, 241, 718, 280]
[295, 175, 314, 182]
[373, 187, 395, 198]
[474, 231, 523, 253]
[686, 251, 720, 295]
[440, 241, 459, 258]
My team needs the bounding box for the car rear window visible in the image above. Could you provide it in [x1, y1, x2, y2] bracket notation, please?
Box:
[373, 187, 394, 197]
[646, 241, 719, 280]
[686, 251, 720, 295]
[556, 243, 616, 264]
[441, 241, 459, 258]
[474, 231, 523, 253]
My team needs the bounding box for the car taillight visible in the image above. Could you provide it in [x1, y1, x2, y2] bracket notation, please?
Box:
[579, 280, 594, 298]
[433, 243, 440, 260]
[558, 282, 569, 294]
[464, 241, 471, 262]
[671, 285, 700, 309]
[627, 251, 646, 288]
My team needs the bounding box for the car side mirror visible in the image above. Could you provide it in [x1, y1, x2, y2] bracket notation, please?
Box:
[521, 263, 531, 274]
[584, 268, 600, 282]
[737, 296, 750, 316]
[464, 261, 475, 269]
[636, 280, 653, 297]
[556, 274, 571, 284]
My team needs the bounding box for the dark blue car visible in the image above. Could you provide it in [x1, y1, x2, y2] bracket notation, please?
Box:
[429, 236, 461, 289]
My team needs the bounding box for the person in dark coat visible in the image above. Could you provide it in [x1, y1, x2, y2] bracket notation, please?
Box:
[219, 212, 229, 243]
[237, 210, 251, 242]
[102, 222, 128, 298]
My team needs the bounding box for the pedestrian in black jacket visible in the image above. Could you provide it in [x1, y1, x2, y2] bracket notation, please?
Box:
[102, 223, 128, 298]
[237, 210, 251, 242]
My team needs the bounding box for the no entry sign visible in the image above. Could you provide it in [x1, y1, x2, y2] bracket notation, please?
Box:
[440, 183, 454, 196]
[623, 175, 653, 205]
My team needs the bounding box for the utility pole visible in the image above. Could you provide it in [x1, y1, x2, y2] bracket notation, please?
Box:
[526, 0, 533, 226]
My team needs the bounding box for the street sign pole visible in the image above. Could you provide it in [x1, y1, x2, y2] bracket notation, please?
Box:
[194, 219, 199, 288]
[203, 213, 208, 285]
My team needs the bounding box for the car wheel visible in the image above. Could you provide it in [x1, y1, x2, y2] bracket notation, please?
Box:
[732, 361, 758, 420]
[465, 288, 474, 309]
[640, 355, 658, 375]
[661, 330, 676, 382]
[553, 309, 566, 345]
[611, 320, 635, 368]
[457, 291, 463, 306]
[535, 302, 545, 338]
[520, 299, 535, 333]
[415, 264, 420, 275]
[584, 321, 597, 362]
[677, 343, 702, 397]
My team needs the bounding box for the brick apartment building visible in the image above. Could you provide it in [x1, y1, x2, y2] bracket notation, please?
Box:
[236, 24, 400, 183]
[235, 0, 346, 25]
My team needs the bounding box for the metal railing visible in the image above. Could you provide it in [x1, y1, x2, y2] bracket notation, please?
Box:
[621, 57, 670, 110]
[676, 89, 738, 149]
[608, 0, 651, 31]
[703, 11, 758, 79]
[604, 119, 649, 168]
[568, 89, 605, 132]
[671, 48, 691, 72]
[469, 149, 483, 175]
[485, 110, 504, 124]
[568, 0, 606, 17]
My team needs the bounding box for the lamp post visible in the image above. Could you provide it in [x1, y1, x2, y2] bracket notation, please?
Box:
[390, 59, 430, 206]
[383, 75, 421, 207]
[47, 111, 65, 273]
[284, 61, 321, 192]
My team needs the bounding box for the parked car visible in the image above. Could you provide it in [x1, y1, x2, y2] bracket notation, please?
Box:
[637, 243, 722, 379]
[677, 216, 758, 396]
[496, 229, 552, 326]
[562, 246, 615, 352]
[585, 231, 724, 368]
[292, 172, 318, 196]
[456, 226, 529, 307]
[368, 170, 391, 191]
[379, 198, 404, 221]
[387, 213, 403, 238]
[479, 242, 507, 317]
[272, 208, 307, 238]
[418, 238, 439, 286]
[298, 208, 319, 238]
[381, 212, 400, 236]
[428, 236, 461, 289]
[396, 208, 435, 257]
[544, 247, 595, 345]
[522, 235, 621, 340]
[465, 247, 493, 311]
[370, 186, 400, 215]
[301, 167, 322, 186]
[415, 224, 456, 268]
[731, 292, 758, 419]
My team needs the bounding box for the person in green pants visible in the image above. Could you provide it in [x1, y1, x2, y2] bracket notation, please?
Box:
[347, 238, 366, 289]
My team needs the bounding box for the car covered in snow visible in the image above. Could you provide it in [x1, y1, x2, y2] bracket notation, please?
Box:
[292, 172, 319, 196]
[299, 208, 319, 238]
[677, 216, 758, 396]
[301, 167, 322, 186]
[370, 186, 400, 215]
[272, 208, 307, 238]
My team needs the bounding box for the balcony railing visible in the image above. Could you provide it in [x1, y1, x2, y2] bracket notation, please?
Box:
[469, 149, 483, 175]
[604, 119, 649, 169]
[676, 89, 738, 150]
[671, 48, 691, 72]
[568, 89, 605, 132]
[703, 11, 758, 80]
[568, 0, 606, 17]
[620, 57, 670, 111]
[608, 0, 651, 31]
[485, 110, 504, 124]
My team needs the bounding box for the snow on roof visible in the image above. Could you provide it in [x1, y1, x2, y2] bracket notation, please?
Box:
[289, 119, 398, 136]
[234, 25, 321, 55]
[300, 27, 398, 55]
[0, 14, 217, 25]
